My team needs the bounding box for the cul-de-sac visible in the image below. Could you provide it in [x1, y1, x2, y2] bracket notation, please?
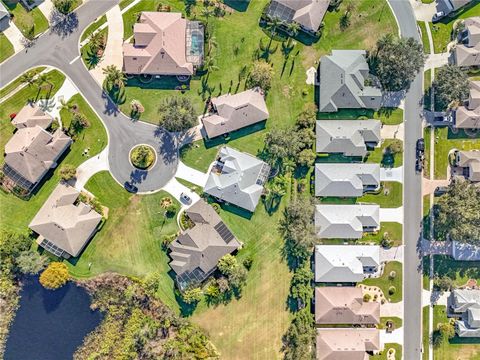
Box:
[0, 0, 479, 359]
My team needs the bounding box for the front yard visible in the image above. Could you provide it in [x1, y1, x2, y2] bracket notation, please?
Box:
[370, 343, 402, 360]
[316, 108, 404, 125]
[422, 306, 429, 360]
[432, 255, 480, 287]
[2, 0, 49, 39]
[0, 32, 14, 63]
[362, 261, 403, 303]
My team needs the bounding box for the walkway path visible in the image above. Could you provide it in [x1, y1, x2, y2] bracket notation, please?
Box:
[3, 21, 26, 53]
[89, 4, 124, 85]
[380, 167, 403, 183]
[74, 148, 110, 191]
[379, 207, 404, 223]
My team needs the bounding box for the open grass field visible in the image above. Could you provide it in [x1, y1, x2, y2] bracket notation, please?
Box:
[316, 108, 404, 125]
[2, 0, 49, 38]
[429, 2, 480, 53]
[362, 261, 403, 303]
[433, 305, 480, 360]
[433, 127, 480, 179]
[370, 343, 402, 360]
[418, 21, 431, 54]
[422, 306, 430, 360]
[0, 32, 14, 63]
[432, 255, 480, 287]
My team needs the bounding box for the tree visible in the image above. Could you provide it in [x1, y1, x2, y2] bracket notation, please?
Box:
[53, 0, 75, 14]
[218, 255, 238, 276]
[371, 34, 425, 91]
[266, 16, 283, 38]
[295, 104, 317, 130]
[204, 56, 219, 78]
[20, 71, 36, 88]
[0, 231, 31, 271]
[435, 180, 480, 244]
[434, 276, 454, 292]
[59, 164, 77, 181]
[247, 60, 274, 92]
[39, 262, 69, 289]
[70, 112, 90, 134]
[227, 265, 247, 290]
[158, 97, 197, 132]
[438, 322, 455, 340]
[386, 139, 403, 155]
[296, 149, 316, 167]
[290, 262, 313, 307]
[16, 251, 49, 275]
[264, 129, 300, 166]
[130, 99, 145, 118]
[102, 65, 126, 90]
[434, 65, 469, 111]
[286, 22, 300, 37]
[282, 309, 316, 360]
[89, 31, 106, 52]
[182, 287, 203, 304]
[36, 73, 52, 92]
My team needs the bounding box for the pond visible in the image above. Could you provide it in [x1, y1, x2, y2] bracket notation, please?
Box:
[4, 276, 102, 360]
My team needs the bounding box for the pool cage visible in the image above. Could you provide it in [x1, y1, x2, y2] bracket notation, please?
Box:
[186, 21, 204, 66]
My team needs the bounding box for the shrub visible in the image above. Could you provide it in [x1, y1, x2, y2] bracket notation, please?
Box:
[388, 271, 396, 280]
[166, 204, 177, 217]
[182, 287, 202, 304]
[130, 145, 155, 169]
[243, 256, 253, 270]
[59, 164, 77, 181]
[363, 293, 372, 302]
[39, 262, 69, 289]
[388, 286, 396, 295]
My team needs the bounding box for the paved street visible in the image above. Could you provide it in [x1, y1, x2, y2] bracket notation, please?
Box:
[0, 0, 178, 193]
[387, 0, 424, 358]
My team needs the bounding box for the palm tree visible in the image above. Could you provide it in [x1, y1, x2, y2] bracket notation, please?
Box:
[286, 22, 301, 37]
[58, 98, 75, 113]
[202, 7, 213, 24]
[20, 71, 36, 87]
[205, 56, 219, 80]
[282, 159, 296, 174]
[266, 16, 283, 38]
[36, 73, 52, 93]
[102, 65, 126, 90]
[90, 31, 105, 51]
[207, 35, 218, 55]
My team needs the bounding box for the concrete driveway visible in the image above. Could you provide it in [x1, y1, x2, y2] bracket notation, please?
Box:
[176, 161, 208, 187]
[381, 167, 403, 182]
[380, 328, 404, 346]
[380, 246, 404, 262]
[380, 207, 404, 223]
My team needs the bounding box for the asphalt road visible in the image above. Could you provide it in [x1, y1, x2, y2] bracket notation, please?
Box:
[387, 0, 424, 358]
[0, 0, 178, 192]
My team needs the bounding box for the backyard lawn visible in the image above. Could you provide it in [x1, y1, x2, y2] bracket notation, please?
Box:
[429, 2, 480, 53]
[362, 261, 403, 303]
[432, 255, 480, 287]
[370, 343, 402, 360]
[422, 306, 429, 360]
[0, 32, 14, 63]
[2, 0, 49, 39]
[433, 127, 480, 179]
[433, 305, 480, 360]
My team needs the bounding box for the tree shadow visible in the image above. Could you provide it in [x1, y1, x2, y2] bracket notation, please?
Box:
[50, 10, 79, 38]
[83, 47, 102, 70]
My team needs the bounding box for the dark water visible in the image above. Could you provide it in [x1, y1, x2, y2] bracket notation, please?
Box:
[4, 276, 102, 360]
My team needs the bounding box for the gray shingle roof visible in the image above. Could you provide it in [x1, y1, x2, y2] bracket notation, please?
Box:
[315, 163, 380, 197]
[316, 120, 381, 157]
[266, 0, 330, 32]
[318, 50, 382, 112]
[451, 289, 480, 337]
[454, 81, 480, 129]
[204, 146, 270, 212]
[0, 1, 8, 21]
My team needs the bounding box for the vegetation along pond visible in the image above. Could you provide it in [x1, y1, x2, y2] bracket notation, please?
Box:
[4, 275, 102, 360]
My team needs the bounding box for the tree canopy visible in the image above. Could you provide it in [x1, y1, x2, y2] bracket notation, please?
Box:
[59, 164, 77, 181]
[435, 180, 480, 244]
[434, 65, 469, 111]
[370, 34, 425, 91]
[158, 97, 197, 132]
[282, 309, 316, 360]
[247, 60, 274, 92]
[39, 262, 69, 290]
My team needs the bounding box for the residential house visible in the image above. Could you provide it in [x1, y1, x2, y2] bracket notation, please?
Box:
[318, 50, 382, 113]
[454, 150, 480, 181]
[315, 287, 380, 325]
[123, 12, 204, 76]
[29, 182, 102, 258]
[453, 81, 480, 129]
[314, 245, 380, 283]
[168, 200, 241, 290]
[204, 146, 270, 212]
[316, 120, 381, 158]
[265, 0, 331, 34]
[454, 17, 480, 67]
[450, 289, 480, 337]
[314, 204, 380, 239]
[315, 163, 380, 197]
[3, 104, 71, 194]
[202, 88, 269, 139]
[437, 0, 474, 17]
[316, 328, 381, 360]
[0, 1, 9, 31]
[452, 240, 480, 261]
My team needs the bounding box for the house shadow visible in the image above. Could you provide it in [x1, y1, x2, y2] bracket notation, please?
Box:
[125, 76, 190, 91]
[201, 120, 267, 149]
[219, 202, 253, 220]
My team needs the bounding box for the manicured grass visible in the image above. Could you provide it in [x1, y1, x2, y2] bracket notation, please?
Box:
[81, 28, 108, 69]
[0, 32, 14, 63]
[379, 317, 403, 330]
[423, 126, 431, 176]
[175, 177, 203, 195]
[366, 139, 404, 167]
[422, 306, 430, 360]
[370, 343, 402, 360]
[362, 261, 402, 303]
[432, 255, 480, 287]
[2, 0, 49, 39]
[80, 14, 106, 42]
[429, 2, 480, 53]
[417, 21, 431, 54]
[433, 126, 480, 179]
[317, 108, 404, 125]
[423, 255, 431, 291]
[423, 194, 431, 240]
[422, 0, 435, 4]
[119, 0, 136, 10]
[362, 222, 402, 246]
[424, 68, 432, 111]
[0, 66, 46, 99]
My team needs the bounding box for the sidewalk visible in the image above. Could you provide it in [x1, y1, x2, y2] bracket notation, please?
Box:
[38, 0, 54, 23]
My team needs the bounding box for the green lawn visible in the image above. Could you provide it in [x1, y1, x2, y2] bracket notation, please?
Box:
[0, 66, 46, 99]
[362, 222, 402, 246]
[2, 0, 49, 39]
[316, 108, 404, 125]
[423, 255, 431, 290]
[119, 0, 137, 10]
[366, 139, 404, 167]
[362, 261, 403, 303]
[422, 306, 430, 360]
[0, 32, 14, 63]
[424, 69, 432, 111]
[433, 127, 480, 179]
[432, 255, 480, 287]
[81, 28, 108, 70]
[0, 73, 108, 235]
[423, 194, 431, 240]
[429, 2, 480, 53]
[379, 317, 403, 330]
[433, 305, 480, 359]
[370, 343, 402, 360]
[417, 21, 431, 54]
[80, 14, 107, 42]
[424, 126, 431, 176]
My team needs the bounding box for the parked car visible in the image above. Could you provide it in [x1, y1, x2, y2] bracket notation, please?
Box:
[416, 138, 425, 153]
[432, 11, 445, 22]
[124, 182, 138, 193]
[180, 192, 192, 204]
[415, 159, 423, 174]
[434, 186, 449, 196]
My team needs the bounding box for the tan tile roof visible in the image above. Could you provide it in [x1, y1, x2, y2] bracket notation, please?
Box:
[202, 88, 269, 138]
[29, 183, 102, 257]
[456, 150, 480, 181]
[455, 17, 480, 66]
[123, 12, 194, 75]
[11, 103, 53, 129]
[455, 81, 480, 129]
[316, 328, 380, 360]
[315, 287, 380, 325]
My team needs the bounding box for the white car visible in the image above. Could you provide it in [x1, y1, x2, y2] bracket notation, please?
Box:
[432, 11, 445, 22]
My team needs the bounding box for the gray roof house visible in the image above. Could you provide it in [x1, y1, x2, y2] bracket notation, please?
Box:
[316, 120, 381, 158]
[454, 17, 480, 67]
[202, 88, 269, 139]
[315, 204, 380, 239]
[29, 183, 102, 258]
[315, 163, 380, 197]
[169, 200, 241, 290]
[318, 50, 382, 113]
[450, 289, 480, 337]
[265, 0, 331, 33]
[454, 81, 480, 129]
[314, 245, 380, 283]
[437, 0, 473, 17]
[0, 1, 9, 32]
[452, 240, 480, 261]
[455, 150, 480, 182]
[204, 146, 270, 212]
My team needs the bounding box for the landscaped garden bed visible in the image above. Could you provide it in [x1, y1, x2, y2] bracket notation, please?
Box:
[130, 144, 156, 170]
[362, 261, 403, 303]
